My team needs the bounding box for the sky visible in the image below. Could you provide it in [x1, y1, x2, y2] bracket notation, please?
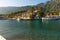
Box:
[0, 0, 50, 7]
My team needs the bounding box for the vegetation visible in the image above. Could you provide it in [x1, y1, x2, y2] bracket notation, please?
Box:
[0, 0, 60, 19]
[28, 6, 35, 19]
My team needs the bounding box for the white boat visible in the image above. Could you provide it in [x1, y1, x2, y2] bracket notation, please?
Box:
[41, 17, 60, 22]
[0, 35, 6, 40]
[42, 17, 60, 21]
[17, 18, 20, 21]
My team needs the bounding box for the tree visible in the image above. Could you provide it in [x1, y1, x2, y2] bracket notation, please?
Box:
[37, 6, 45, 17]
[28, 6, 35, 19]
[29, 6, 35, 13]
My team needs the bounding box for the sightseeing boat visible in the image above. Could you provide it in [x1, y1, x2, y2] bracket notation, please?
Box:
[42, 17, 60, 21]
[41, 15, 60, 22]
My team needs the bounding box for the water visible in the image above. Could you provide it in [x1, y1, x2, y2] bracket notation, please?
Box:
[0, 20, 60, 40]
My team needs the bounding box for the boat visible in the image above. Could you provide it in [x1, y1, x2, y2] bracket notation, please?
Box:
[0, 35, 6, 40]
[42, 17, 60, 22]
[17, 18, 20, 21]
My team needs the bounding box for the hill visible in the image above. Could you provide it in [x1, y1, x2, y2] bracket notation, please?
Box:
[0, 0, 60, 14]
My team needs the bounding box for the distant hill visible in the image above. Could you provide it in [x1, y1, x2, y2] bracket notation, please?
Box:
[36, 0, 60, 12]
[0, 6, 30, 14]
[0, 0, 60, 14]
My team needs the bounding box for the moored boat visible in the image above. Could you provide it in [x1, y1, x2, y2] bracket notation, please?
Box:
[17, 18, 20, 21]
[41, 17, 60, 21]
[0, 35, 6, 40]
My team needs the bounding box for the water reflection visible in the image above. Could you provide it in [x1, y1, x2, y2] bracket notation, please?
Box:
[28, 20, 42, 40]
[25, 20, 60, 40]
[0, 20, 60, 40]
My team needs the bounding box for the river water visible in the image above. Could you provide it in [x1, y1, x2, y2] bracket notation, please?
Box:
[0, 20, 60, 40]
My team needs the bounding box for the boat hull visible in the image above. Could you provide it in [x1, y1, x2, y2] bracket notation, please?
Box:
[42, 17, 60, 21]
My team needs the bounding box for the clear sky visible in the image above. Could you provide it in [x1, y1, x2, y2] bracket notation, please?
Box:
[0, 0, 50, 7]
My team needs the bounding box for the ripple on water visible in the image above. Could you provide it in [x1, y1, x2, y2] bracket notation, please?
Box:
[0, 20, 60, 40]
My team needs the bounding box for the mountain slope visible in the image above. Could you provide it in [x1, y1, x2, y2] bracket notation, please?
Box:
[0, 0, 60, 14]
[0, 6, 30, 14]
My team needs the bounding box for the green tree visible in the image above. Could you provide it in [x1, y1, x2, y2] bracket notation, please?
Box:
[29, 6, 35, 19]
[29, 6, 35, 13]
[37, 6, 45, 17]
